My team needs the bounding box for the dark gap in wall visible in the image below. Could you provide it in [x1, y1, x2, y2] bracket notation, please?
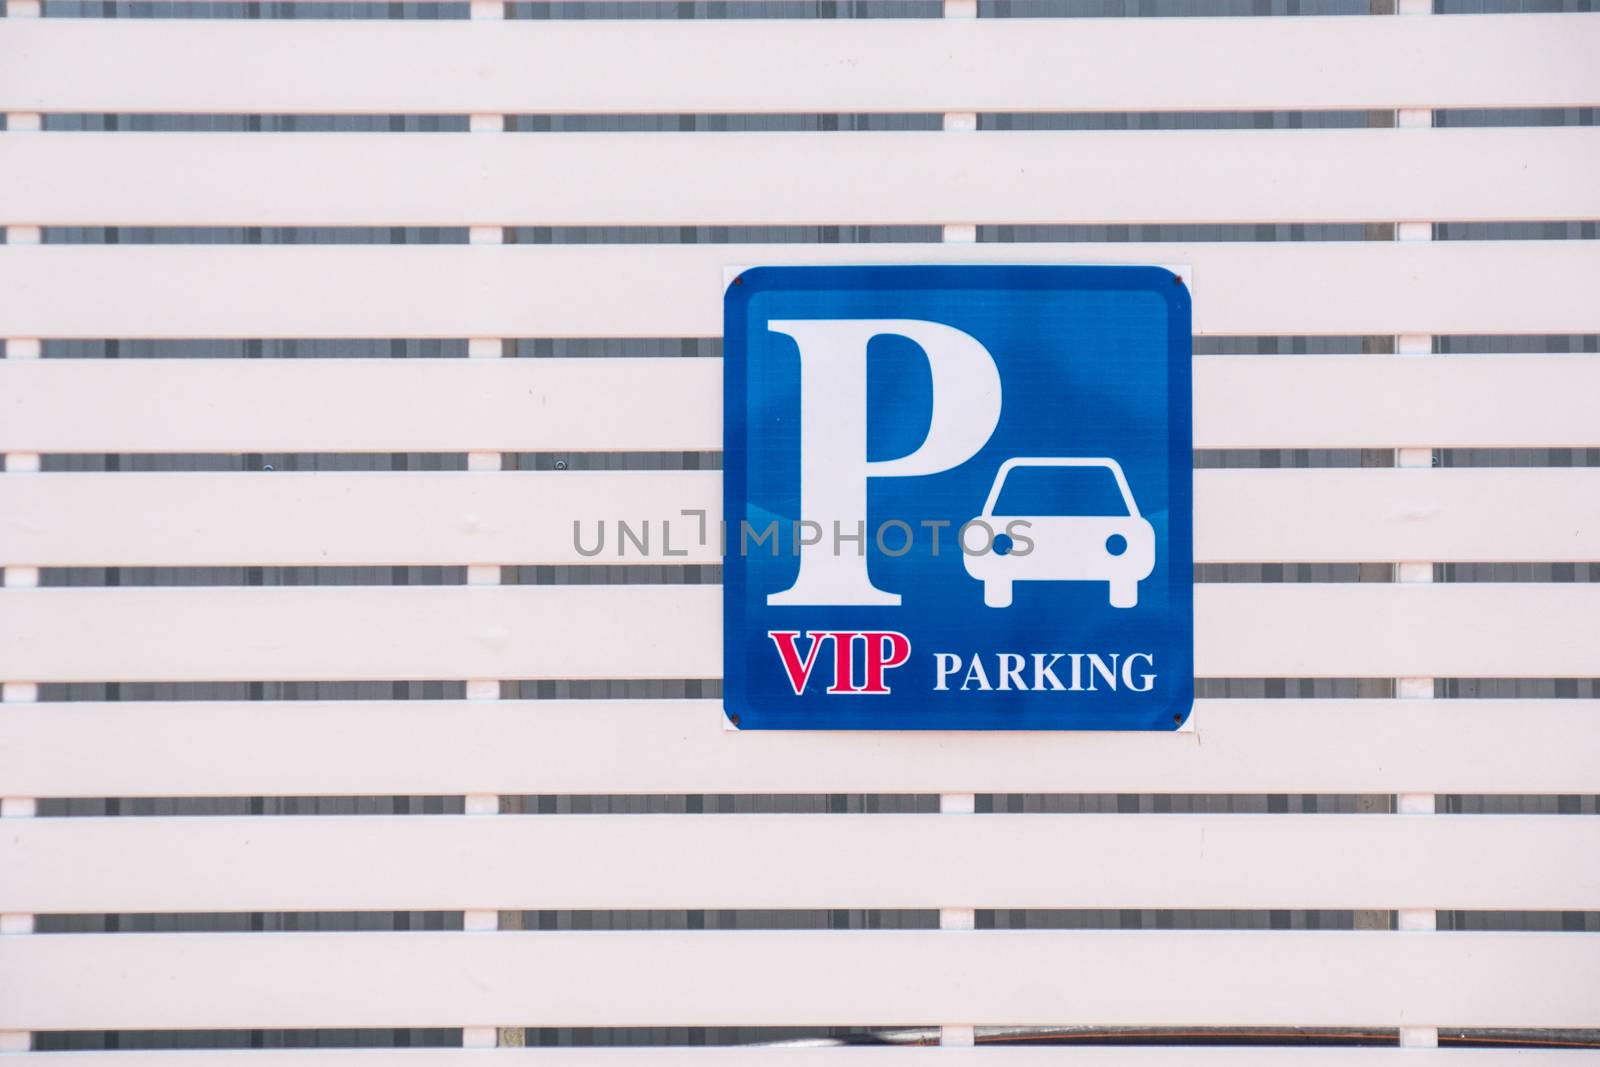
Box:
[1437, 448, 1600, 467]
[1435, 795, 1599, 814]
[44, 339, 470, 358]
[505, 225, 942, 243]
[976, 1026, 1400, 1047]
[1442, 1030, 1600, 1050]
[508, 338, 721, 357]
[1435, 678, 1600, 698]
[37, 796, 467, 816]
[1435, 334, 1598, 354]
[510, 2, 944, 18]
[502, 565, 722, 585]
[499, 679, 723, 699]
[44, 114, 469, 132]
[503, 451, 722, 470]
[41, 567, 468, 587]
[55, 1027, 1588, 1053]
[33, 1030, 462, 1052]
[982, 110, 1391, 130]
[1435, 0, 1596, 12]
[981, 0, 1379, 13]
[506, 113, 942, 131]
[979, 794, 1391, 813]
[1435, 107, 1597, 127]
[1434, 563, 1600, 582]
[1194, 564, 1393, 583]
[503, 909, 939, 930]
[1194, 449, 1395, 468]
[518, 1026, 924, 1048]
[31, 224, 981, 248]
[981, 223, 1392, 242]
[42, 454, 469, 471]
[1194, 336, 1394, 354]
[979, 909, 1389, 930]
[502, 794, 938, 814]
[36, 912, 463, 933]
[41, 1, 471, 18]
[26, 0, 1600, 18]
[35, 793, 950, 818]
[37, 680, 468, 702]
[1434, 221, 1598, 240]
[1194, 678, 1397, 697]
[1437, 912, 1600, 931]
[53, 106, 1485, 131]
[35, 791, 1600, 819]
[43, 227, 468, 245]
[48, 909, 1593, 938]
[39, 565, 720, 587]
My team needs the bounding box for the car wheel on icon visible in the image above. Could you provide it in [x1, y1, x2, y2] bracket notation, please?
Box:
[963, 457, 1156, 609]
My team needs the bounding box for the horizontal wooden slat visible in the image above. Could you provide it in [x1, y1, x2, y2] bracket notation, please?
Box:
[1, 471, 724, 566]
[1195, 355, 1600, 450]
[1196, 468, 1600, 564]
[5, 355, 1600, 454]
[0, 585, 722, 683]
[3, 467, 1598, 567]
[1203, 585, 1599, 678]
[9, 1053, 1597, 1067]
[3, 241, 1595, 339]
[0, 584, 1595, 682]
[4, 16, 1597, 114]
[0, 358, 720, 454]
[5, 129, 1596, 227]
[3, 930, 1594, 1030]
[5, 813, 1595, 913]
[2, 699, 1595, 797]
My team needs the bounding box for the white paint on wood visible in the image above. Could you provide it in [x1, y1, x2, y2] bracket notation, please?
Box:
[4, 355, 1597, 454]
[0, 585, 725, 682]
[1, 584, 1595, 682]
[2, 16, 1595, 114]
[2, 130, 1595, 227]
[3, 242, 1593, 339]
[2, 467, 1595, 567]
[1, 699, 1593, 798]
[5, 813, 1592, 914]
[2, 930, 1594, 1030]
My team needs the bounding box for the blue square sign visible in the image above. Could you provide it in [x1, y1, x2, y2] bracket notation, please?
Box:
[723, 265, 1192, 731]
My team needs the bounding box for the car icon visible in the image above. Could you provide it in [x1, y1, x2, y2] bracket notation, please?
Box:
[963, 457, 1155, 609]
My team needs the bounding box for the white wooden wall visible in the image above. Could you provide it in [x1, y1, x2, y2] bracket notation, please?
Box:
[1, 0, 1599, 1061]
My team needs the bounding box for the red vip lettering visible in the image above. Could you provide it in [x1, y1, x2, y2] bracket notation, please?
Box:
[767, 631, 912, 696]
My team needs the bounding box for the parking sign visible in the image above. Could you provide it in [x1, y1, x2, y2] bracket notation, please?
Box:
[724, 265, 1192, 730]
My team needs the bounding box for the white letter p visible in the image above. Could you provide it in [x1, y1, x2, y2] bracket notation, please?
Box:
[765, 319, 1001, 606]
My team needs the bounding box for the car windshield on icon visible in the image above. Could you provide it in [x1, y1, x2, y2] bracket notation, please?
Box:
[963, 457, 1156, 609]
